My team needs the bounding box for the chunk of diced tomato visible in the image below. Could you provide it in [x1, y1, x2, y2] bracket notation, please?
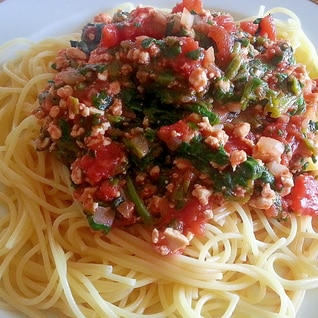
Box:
[168, 37, 202, 76]
[158, 120, 195, 150]
[214, 15, 236, 33]
[180, 195, 207, 236]
[96, 180, 120, 202]
[100, 7, 167, 48]
[207, 24, 234, 68]
[224, 135, 252, 156]
[287, 174, 318, 216]
[240, 15, 276, 41]
[259, 14, 276, 41]
[100, 24, 120, 48]
[172, 0, 203, 14]
[77, 142, 126, 184]
[121, 7, 167, 40]
[180, 36, 199, 54]
[240, 21, 259, 35]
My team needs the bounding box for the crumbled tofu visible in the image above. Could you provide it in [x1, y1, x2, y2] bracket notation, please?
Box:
[230, 150, 247, 170]
[233, 122, 250, 139]
[152, 227, 190, 255]
[189, 67, 208, 92]
[192, 184, 212, 205]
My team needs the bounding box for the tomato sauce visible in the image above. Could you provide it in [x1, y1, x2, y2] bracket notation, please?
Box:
[35, 0, 318, 255]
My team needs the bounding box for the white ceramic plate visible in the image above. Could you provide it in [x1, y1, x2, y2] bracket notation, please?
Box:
[0, 0, 317, 317]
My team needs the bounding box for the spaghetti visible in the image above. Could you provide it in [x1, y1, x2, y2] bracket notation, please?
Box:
[0, 2, 318, 318]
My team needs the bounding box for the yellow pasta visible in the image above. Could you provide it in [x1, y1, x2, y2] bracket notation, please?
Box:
[0, 3, 318, 318]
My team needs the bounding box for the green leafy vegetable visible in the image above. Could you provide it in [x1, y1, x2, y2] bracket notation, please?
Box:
[186, 101, 219, 125]
[92, 92, 113, 111]
[126, 175, 153, 223]
[177, 135, 229, 167]
[185, 48, 204, 60]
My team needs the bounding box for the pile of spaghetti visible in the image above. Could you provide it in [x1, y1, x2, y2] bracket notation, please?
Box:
[1, 0, 318, 317]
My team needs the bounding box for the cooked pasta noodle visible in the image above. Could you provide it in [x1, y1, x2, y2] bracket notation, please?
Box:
[0, 3, 318, 318]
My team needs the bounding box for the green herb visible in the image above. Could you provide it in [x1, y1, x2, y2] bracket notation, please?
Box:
[92, 91, 113, 110]
[185, 49, 204, 60]
[143, 104, 181, 127]
[186, 101, 219, 125]
[264, 90, 301, 118]
[240, 77, 266, 110]
[126, 175, 153, 223]
[171, 171, 194, 210]
[214, 157, 274, 197]
[213, 77, 234, 102]
[121, 88, 143, 113]
[157, 38, 182, 57]
[225, 52, 244, 80]
[177, 135, 229, 167]
[156, 72, 176, 86]
[141, 37, 156, 48]
[177, 137, 274, 198]
[55, 119, 80, 165]
[234, 157, 274, 186]
[193, 30, 214, 49]
[270, 43, 295, 66]
[309, 120, 318, 133]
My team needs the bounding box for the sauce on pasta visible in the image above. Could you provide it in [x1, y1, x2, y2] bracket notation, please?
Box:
[34, 0, 318, 255]
[0, 1, 318, 317]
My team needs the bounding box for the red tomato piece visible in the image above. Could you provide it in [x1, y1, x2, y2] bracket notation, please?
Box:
[100, 7, 167, 48]
[240, 21, 259, 35]
[287, 174, 318, 216]
[96, 180, 120, 202]
[180, 196, 208, 236]
[259, 14, 276, 41]
[169, 37, 202, 76]
[77, 142, 126, 184]
[125, 7, 167, 39]
[100, 24, 120, 48]
[224, 135, 253, 156]
[172, 0, 203, 14]
[180, 36, 199, 53]
[208, 24, 234, 68]
[158, 120, 195, 150]
[214, 15, 236, 33]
